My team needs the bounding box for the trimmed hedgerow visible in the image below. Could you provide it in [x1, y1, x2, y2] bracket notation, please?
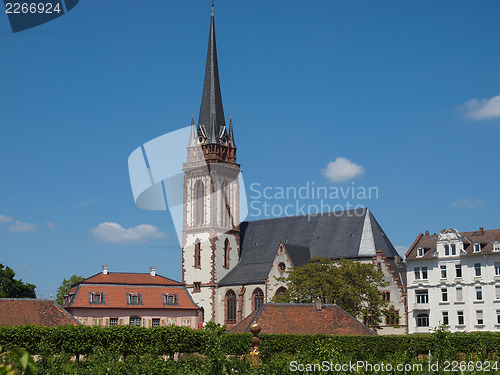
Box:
[1, 325, 500, 361]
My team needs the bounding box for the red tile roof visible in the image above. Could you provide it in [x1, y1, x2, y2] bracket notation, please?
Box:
[406, 228, 500, 259]
[230, 303, 375, 335]
[63, 272, 198, 311]
[81, 272, 182, 286]
[0, 299, 80, 326]
[64, 284, 198, 310]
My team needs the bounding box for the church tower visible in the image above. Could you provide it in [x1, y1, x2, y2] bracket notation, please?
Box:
[182, 8, 240, 324]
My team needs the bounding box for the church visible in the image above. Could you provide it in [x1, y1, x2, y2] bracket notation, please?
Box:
[182, 8, 407, 334]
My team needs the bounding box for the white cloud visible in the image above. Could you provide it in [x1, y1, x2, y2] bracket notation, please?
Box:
[458, 94, 500, 120]
[91, 222, 166, 243]
[452, 198, 485, 208]
[8, 221, 37, 232]
[0, 215, 14, 223]
[46, 222, 56, 230]
[321, 157, 366, 183]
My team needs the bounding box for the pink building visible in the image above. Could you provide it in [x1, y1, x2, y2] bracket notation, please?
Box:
[63, 266, 200, 329]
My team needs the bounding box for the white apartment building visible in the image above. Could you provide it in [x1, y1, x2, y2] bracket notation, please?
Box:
[406, 228, 500, 334]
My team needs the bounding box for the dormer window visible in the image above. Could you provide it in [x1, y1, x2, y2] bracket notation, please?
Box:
[89, 292, 105, 305]
[127, 293, 142, 305]
[444, 245, 450, 256]
[162, 293, 178, 306]
[417, 247, 424, 257]
[451, 244, 456, 255]
[474, 243, 481, 253]
[494, 242, 500, 252]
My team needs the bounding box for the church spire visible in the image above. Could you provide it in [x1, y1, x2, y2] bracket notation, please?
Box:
[198, 7, 226, 145]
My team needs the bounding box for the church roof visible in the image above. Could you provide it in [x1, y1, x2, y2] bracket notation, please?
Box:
[198, 8, 230, 147]
[218, 208, 399, 286]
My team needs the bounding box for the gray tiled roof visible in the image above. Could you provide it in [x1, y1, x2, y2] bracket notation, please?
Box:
[218, 208, 399, 286]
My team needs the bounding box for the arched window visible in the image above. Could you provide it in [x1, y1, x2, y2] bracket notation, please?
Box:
[226, 290, 236, 323]
[194, 239, 201, 268]
[194, 180, 204, 226]
[224, 238, 230, 269]
[253, 288, 264, 312]
[220, 180, 229, 228]
[275, 287, 287, 298]
[199, 307, 205, 326]
[416, 313, 429, 327]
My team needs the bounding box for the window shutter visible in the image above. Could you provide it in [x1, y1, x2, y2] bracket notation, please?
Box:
[126, 293, 130, 305]
[148, 319, 152, 328]
[139, 293, 143, 305]
[104, 318, 109, 327]
[160, 318, 166, 326]
[88, 292, 93, 304]
[101, 293, 105, 304]
[162, 294, 166, 305]
[175, 294, 178, 305]
[118, 318, 124, 325]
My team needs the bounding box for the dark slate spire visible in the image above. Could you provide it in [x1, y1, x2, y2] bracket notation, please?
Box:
[198, 7, 226, 145]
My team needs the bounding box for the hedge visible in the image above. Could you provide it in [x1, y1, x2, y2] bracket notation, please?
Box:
[1, 325, 500, 361]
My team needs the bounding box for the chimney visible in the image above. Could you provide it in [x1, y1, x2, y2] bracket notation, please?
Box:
[102, 265, 108, 275]
[479, 227, 484, 235]
[314, 297, 322, 311]
[150, 266, 156, 277]
[425, 231, 429, 236]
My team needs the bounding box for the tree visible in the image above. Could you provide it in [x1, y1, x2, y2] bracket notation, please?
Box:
[0, 264, 36, 298]
[55, 275, 85, 305]
[273, 258, 389, 329]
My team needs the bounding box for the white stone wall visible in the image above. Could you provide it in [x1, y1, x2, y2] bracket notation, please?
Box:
[266, 243, 293, 301]
[360, 255, 407, 335]
[407, 253, 500, 333]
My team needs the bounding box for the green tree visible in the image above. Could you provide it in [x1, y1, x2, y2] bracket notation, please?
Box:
[0, 264, 36, 298]
[273, 258, 389, 329]
[55, 275, 85, 305]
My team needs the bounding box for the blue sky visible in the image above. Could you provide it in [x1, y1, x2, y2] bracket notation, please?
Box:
[1, 1, 499, 299]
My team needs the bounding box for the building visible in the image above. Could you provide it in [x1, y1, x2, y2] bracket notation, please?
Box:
[406, 227, 500, 333]
[181, 9, 407, 334]
[0, 298, 80, 326]
[229, 301, 375, 335]
[63, 266, 200, 328]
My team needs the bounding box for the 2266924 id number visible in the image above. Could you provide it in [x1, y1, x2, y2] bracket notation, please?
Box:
[442, 361, 498, 372]
[5, 2, 62, 14]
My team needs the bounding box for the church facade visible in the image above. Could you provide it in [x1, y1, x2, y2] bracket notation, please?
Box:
[182, 9, 407, 334]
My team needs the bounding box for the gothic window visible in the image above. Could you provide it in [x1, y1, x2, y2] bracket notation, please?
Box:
[194, 239, 201, 268]
[193, 282, 201, 293]
[275, 287, 287, 298]
[220, 180, 229, 228]
[194, 180, 205, 226]
[224, 238, 230, 269]
[226, 290, 236, 323]
[253, 288, 264, 312]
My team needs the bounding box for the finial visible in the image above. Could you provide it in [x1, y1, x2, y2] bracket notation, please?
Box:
[211, 1, 214, 15]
